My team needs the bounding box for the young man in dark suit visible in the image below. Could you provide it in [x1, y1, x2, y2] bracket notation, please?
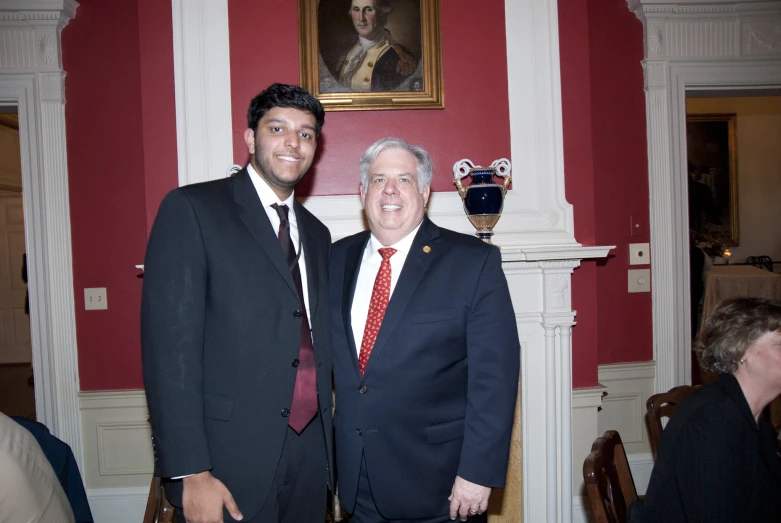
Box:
[330, 138, 520, 522]
[142, 84, 333, 523]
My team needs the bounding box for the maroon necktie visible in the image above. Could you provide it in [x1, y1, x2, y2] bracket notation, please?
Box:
[272, 204, 318, 433]
[358, 248, 397, 375]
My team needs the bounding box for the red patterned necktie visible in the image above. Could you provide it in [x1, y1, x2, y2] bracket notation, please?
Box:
[358, 247, 397, 375]
[271, 203, 318, 434]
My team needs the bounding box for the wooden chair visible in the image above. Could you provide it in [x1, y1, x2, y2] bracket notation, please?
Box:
[142, 476, 176, 523]
[583, 430, 638, 523]
[646, 385, 700, 460]
[746, 255, 774, 272]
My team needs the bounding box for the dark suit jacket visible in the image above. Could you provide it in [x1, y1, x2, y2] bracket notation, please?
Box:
[330, 217, 520, 519]
[141, 169, 333, 520]
[628, 373, 781, 523]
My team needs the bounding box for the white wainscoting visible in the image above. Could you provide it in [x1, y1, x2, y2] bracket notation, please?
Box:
[87, 486, 149, 523]
[571, 361, 657, 522]
[81, 371, 651, 522]
[79, 391, 153, 522]
[571, 386, 607, 495]
[597, 361, 655, 457]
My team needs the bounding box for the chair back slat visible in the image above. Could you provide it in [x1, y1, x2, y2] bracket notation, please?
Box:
[583, 430, 638, 523]
[645, 385, 700, 460]
[746, 255, 774, 272]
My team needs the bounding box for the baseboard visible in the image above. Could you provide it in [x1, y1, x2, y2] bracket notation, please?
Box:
[572, 494, 590, 523]
[87, 486, 149, 523]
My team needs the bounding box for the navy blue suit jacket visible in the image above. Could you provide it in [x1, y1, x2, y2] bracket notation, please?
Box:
[330, 217, 520, 519]
[141, 169, 333, 520]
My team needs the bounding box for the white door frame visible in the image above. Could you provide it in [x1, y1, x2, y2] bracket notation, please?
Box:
[0, 1, 83, 467]
[627, 0, 781, 392]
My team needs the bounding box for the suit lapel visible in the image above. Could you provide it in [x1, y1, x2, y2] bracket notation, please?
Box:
[362, 217, 440, 380]
[232, 169, 297, 297]
[295, 201, 319, 318]
[344, 233, 369, 378]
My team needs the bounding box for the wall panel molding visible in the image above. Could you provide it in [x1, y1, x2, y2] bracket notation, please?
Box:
[79, 391, 152, 490]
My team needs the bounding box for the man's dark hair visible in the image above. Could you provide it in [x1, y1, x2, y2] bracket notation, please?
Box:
[247, 83, 325, 137]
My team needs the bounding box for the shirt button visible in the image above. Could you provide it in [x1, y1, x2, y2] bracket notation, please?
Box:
[356, 428, 362, 436]
[359, 386, 368, 394]
[293, 310, 302, 319]
[292, 359, 300, 368]
[367, 61, 374, 67]
[364, 77, 370, 83]
[281, 408, 290, 417]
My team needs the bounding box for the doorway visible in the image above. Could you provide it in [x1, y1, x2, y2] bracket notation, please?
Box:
[0, 109, 35, 419]
[684, 91, 781, 383]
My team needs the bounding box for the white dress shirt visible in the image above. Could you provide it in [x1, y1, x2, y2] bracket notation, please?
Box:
[350, 223, 421, 355]
[247, 163, 311, 326]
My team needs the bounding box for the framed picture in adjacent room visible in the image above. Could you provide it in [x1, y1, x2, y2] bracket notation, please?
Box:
[299, 0, 443, 111]
[686, 113, 739, 246]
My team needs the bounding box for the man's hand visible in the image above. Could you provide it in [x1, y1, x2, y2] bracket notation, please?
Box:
[182, 471, 242, 523]
[448, 475, 491, 521]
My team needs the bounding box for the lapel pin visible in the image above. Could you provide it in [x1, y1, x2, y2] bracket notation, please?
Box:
[423, 245, 431, 254]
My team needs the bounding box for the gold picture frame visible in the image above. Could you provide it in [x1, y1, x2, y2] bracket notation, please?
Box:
[686, 113, 739, 246]
[299, 0, 443, 111]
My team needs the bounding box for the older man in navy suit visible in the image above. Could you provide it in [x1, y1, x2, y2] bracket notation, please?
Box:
[330, 138, 520, 522]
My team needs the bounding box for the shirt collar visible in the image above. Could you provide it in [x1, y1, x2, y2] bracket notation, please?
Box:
[247, 162, 296, 210]
[365, 222, 422, 260]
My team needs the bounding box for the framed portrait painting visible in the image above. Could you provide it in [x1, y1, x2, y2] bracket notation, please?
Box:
[299, 0, 443, 111]
[686, 113, 739, 246]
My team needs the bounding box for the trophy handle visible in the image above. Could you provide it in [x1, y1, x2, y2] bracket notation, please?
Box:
[453, 159, 476, 199]
[454, 178, 467, 198]
[490, 158, 512, 194]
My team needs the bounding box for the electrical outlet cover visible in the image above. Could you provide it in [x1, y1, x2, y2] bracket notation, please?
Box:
[628, 269, 651, 293]
[629, 243, 650, 265]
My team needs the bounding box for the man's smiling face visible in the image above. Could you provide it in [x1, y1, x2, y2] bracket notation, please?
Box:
[244, 107, 317, 200]
[360, 147, 430, 246]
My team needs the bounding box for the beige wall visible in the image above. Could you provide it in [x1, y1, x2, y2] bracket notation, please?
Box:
[687, 96, 781, 264]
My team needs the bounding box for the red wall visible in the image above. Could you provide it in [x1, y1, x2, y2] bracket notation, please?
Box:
[588, 0, 652, 365]
[228, 0, 510, 196]
[63, 0, 176, 390]
[558, 0, 652, 384]
[559, 0, 600, 387]
[63, 0, 652, 391]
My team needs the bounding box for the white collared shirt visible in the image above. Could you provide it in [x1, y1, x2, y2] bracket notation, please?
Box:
[247, 163, 311, 326]
[350, 223, 422, 354]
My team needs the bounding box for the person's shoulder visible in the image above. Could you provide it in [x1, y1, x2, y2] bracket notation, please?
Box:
[664, 379, 745, 443]
[436, 226, 499, 255]
[333, 230, 369, 252]
[177, 176, 233, 198]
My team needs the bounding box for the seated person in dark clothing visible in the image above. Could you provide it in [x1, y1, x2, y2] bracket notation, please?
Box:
[629, 297, 781, 523]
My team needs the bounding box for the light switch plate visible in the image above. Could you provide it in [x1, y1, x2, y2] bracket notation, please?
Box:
[628, 269, 651, 293]
[629, 243, 650, 265]
[84, 287, 107, 310]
